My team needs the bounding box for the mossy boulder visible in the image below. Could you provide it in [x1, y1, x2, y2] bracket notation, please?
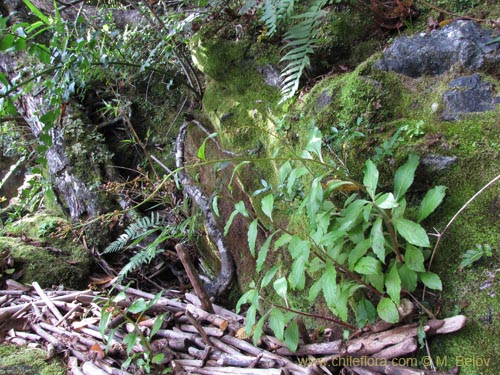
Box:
[1, 213, 92, 288]
[0, 344, 66, 375]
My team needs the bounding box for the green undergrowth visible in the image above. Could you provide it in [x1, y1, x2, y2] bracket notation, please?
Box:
[192, 11, 499, 371]
[1, 213, 92, 288]
[0, 344, 65, 375]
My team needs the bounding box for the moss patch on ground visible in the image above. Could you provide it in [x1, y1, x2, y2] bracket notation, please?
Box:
[0, 344, 66, 375]
[1, 212, 92, 288]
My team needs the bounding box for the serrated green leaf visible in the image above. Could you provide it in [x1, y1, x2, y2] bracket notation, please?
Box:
[338, 199, 369, 231]
[366, 271, 384, 292]
[405, 244, 426, 272]
[248, 219, 258, 257]
[385, 264, 401, 305]
[253, 313, 268, 346]
[348, 238, 371, 270]
[377, 297, 399, 324]
[370, 217, 386, 263]
[356, 298, 377, 328]
[261, 265, 279, 288]
[256, 232, 276, 273]
[417, 186, 446, 223]
[275, 233, 292, 249]
[305, 127, 323, 162]
[261, 193, 274, 220]
[224, 201, 248, 236]
[151, 313, 165, 337]
[420, 271, 442, 290]
[394, 154, 419, 200]
[287, 167, 308, 194]
[322, 262, 337, 307]
[375, 192, 399, 209]
[394, 218, 430, 247]
[364, 159, 378, 199]
[398, 263, 417, 292]
[353, 256, 381, 275]
[284, 320, 299, 352]
[307, 176, 324, 220]
[128, 298, 147, 314]
[123, 332, 138, 355]
[289, 254, 307, 290]
[245, 304, 257, 336]
[309, 278, 323, 303]
[236, 288, 257, 313]
[274, 277, 288, 300]
[269, 308, 285, 341]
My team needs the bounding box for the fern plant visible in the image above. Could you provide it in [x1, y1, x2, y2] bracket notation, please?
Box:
[240, 0, 329, 100]
[279, 0, 328, 100]
[102, 213, 178, 281]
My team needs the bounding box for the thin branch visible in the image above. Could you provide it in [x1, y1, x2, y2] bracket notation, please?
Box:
[428, 173, 500, 271]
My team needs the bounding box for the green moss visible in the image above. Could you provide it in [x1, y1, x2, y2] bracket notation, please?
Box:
[0, 345, 66, 375]
[1, 213, 92, 288]
[301, 57, 403, 133]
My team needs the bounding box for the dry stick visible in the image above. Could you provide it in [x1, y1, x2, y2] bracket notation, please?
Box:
[176, 243, 215, 314]
[32, 282, 65, 323]
[220, 335, 307, 375]
[0, 290, 94, 321]
[185, 309, 213, 345]
[184, 293, 245, 321]
[55, 302, 81, 327]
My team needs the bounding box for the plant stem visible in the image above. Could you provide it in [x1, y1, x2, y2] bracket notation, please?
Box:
[269, 301, 357, 331]
[428, 173, 500, 271]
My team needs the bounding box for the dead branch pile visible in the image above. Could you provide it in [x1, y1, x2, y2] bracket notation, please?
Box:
[0, 280, 465, 375]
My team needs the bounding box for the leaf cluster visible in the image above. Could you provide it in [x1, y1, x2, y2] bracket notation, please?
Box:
[230, 127, 446, 351]
[98, 288, 168, 373]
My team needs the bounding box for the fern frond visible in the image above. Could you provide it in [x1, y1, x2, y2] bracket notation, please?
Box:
[260, 0, 296, 36]
[117, 247, 163, 282]
[102, 233, 130, 254]
[279, 0, 327, 101]
[261, 0, 278, 35]
[239, 0, 258, 15]
[101, 212, 162, 255]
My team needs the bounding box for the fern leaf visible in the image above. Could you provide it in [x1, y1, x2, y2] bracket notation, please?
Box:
[117, 247, 163, 282]
[279, 0, 327, 101]
[101, 233, 130, 254]
[239, 0, 258, 15]
[101, 212, 162, 255]
[261, 0, 278, 35]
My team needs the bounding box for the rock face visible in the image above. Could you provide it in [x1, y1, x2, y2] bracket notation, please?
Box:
[442, 74, 500, 121]
[374, 21, 500, 77]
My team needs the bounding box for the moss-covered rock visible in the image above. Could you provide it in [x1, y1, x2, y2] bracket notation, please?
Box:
[1, 212, 92, 288]
[0, 344, 66, 375]
[189, 12, 500, 373]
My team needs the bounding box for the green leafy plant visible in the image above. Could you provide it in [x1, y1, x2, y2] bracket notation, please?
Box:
[98, 288, 168, 373]
[101, 213, 179, 282]
[230, 127, 446, 350]
[459, 244, 498, 270]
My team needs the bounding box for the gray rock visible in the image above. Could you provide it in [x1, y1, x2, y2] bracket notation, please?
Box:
[257, 64, 282, 88]
[421, 155, 458, 171]
[374, 21, 500, 77]
[316, 90, 333, 111]
[441, 74, 500, 121]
